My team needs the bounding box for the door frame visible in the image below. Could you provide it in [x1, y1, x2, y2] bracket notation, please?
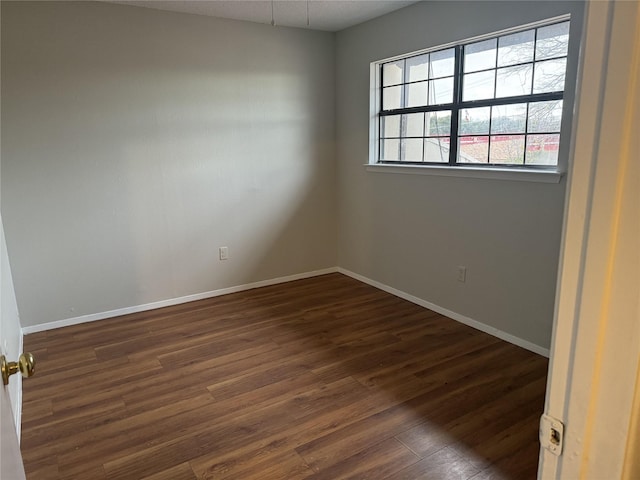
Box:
[539, 0, 640, 477]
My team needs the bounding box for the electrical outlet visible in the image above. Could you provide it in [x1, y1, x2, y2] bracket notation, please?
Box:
[219, 246, 229, 261]
[457, 266, 467, 282]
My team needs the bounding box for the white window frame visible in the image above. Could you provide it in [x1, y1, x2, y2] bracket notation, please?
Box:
[368, 15, 573, 183]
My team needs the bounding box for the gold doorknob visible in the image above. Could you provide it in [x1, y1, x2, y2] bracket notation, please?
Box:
[1, 353, 36, 385]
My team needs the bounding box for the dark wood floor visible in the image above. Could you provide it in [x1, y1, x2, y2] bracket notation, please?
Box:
[21, 273, 547, 479]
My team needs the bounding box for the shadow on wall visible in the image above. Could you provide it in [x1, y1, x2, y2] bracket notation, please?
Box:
[0, 1, 336, 328]
[116, 68, 336, 307]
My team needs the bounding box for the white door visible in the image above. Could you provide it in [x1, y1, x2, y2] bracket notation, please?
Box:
[1, 218, 27, 478]
[0, 383, 26, 480]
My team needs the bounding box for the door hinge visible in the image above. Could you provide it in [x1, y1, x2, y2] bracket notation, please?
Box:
[540, 414, 564, 456]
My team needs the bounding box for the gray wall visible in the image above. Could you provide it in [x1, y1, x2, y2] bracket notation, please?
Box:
[335, 1, 585, 349]
[2, 0, 585, 351]
[1, 1, 337, 327]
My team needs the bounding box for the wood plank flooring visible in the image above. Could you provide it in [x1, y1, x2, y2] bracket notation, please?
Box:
[21, 273, 548, 479]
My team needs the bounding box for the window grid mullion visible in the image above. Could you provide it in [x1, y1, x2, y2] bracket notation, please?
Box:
[524, 103, 531, 165]
[421, 111, 426, 163]
[381, 104, 454, 116]
[449, 45, 463, 165]
[487, 106, 494, 164]
[378, 19, 568, 168]
[379, 64, 384, 161]
[380, 91, 563, 116]
[487, 37, 498, 162]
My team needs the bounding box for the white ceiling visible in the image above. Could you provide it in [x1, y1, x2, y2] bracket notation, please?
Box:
[104, 0, 419, 32]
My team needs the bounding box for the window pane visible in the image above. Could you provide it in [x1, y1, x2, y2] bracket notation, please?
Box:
[536, 22, 570, 60]
[526, 134, 560, 165]
[430, 48, 455, 78]
[528, 100, 563, 133]
[406, 54, 429, 82]
[382, 60, 404, 86]
[425, 111, 451, 136]
[464, 38, 497, 72]
[382, 85, 402, 110]
[498, 30, 535, 67]
[489, 135, 525, 164]
[458, 136, 489, 163]
[533, 58, 566, 93]
[429, 77, 454, 105]
[381, 115, 401, 138]
[377, 21, 569, 169]
[405, 81, 428, 107]
[381, 138, 400, 161]
[424, 138, 450, 163]
[495, 64, 533, 98]
[403, 113, 424, 137]
[463, 71, 495, 101]
[459, 106, 490, 134]
[401, 138, 423, 161]
[491, 103, 527, 134]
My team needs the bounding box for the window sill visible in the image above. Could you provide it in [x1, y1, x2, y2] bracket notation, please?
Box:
[365, 163, 564, 183]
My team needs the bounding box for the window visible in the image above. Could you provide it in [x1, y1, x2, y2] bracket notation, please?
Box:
[375, 19, 570, 169]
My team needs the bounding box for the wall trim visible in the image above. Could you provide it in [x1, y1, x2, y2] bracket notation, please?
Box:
[21, 268, 339, 335]
[22, 265, 549, 358]
[337, 267, 550, 358]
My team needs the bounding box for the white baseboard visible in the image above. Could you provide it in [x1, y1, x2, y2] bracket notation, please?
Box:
[337, 268, 550, 358]
[22, 266, 549, 358]
[21, 267, 338, 335]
